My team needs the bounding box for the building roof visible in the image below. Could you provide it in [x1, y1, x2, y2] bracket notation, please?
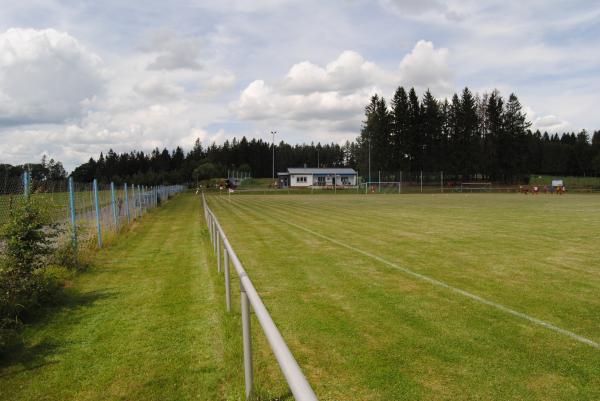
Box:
[287, 167, 357, 175]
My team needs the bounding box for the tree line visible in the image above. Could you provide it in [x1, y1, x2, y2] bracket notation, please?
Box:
[1, 156, 67, 191]
[358, 87, 600, 182]
[69, 139, 350, 184]
[3, 86, 599, 185]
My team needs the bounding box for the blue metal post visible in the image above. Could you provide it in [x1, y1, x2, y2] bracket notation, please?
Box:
[132, 184, 138, 219]
[138, 185, 142, 216]
[110, 182, 118, 230]
[22, 171, 30, 199]
[124, 183, 130, 223]
[93, 179, 103, 248]
[68, 176, 77, 251]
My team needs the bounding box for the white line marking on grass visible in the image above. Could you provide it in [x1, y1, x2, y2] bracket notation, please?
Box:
[236, 199, 599, 350]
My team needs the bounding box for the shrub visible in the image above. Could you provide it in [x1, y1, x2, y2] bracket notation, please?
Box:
[0, 198, 61, 351]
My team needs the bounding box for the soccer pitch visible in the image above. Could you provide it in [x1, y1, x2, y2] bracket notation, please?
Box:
[207, 193, 600, 401]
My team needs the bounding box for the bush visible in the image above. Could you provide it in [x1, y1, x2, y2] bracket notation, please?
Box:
[0, 198, 62, 352]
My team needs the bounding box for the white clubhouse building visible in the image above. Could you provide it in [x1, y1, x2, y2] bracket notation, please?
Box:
[277, 167, 358, 188]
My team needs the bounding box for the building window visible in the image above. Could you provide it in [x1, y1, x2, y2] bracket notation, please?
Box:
[296, 176, 307, 183]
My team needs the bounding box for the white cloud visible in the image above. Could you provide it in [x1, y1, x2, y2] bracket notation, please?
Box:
[133, 76, 184, 99]
[399, 40, 452, 96]
[233, 43, 456, 138]
[532, 114, 569, 132]
[143, 30, 202, 71]
[380, 0, 465, 20]
[207, 72, 236, 91]
[234, 79, 374, 123]
[232, 49, 390, 130]
[0, 28, 104, 126]
[282, 51, 380, 94]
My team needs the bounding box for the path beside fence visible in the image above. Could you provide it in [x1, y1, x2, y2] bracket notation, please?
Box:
[0, 193, 246, 401]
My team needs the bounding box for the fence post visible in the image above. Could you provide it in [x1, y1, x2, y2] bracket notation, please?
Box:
[68, 176, 77, 251]
[22, 171, 30, 199]
[134, 184, 139, 219]
[111, 182, 118, 230]
[93, 179, 103, 248]
[138, 185, 142, 216]
[124, 183, 131, 223]
[241, 285, 254, 399]
[420, 171, 423, 193]
[224, 249, 231, 312]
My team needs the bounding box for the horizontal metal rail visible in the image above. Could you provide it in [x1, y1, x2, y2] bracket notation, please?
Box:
[202, 193, 319, 401]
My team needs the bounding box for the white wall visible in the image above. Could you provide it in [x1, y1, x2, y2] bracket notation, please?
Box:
[290, 174, 357, 187]
[290, 174, 312, 187]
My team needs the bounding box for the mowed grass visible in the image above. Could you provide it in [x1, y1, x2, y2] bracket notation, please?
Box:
[0, 193, 248, 401]
[207, 193, 600, 401]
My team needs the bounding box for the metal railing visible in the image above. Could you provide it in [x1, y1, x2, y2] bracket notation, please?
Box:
[202, 193, 319, 401]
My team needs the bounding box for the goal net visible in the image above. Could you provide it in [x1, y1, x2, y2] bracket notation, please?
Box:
[360, 182, 402, 194]
[459, 182, 492, 192]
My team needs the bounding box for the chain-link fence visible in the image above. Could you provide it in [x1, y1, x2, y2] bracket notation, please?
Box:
[1, 173, 185, 252]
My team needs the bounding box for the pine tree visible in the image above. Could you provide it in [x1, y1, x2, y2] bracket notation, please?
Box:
[407, 88, 422, 172]
[420, 90, 442, 171]
[485, 90, 504, 180]
[503, 93, 531, 181]
[391, 87, 409, 172]
[359, 95, 391, 180]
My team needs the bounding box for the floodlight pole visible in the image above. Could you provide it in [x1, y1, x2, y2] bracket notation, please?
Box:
[368, 138, 371, 184]
[271, 131, 277, 181]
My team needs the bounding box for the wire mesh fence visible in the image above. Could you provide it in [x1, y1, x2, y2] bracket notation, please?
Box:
[0, 172, 185, 252]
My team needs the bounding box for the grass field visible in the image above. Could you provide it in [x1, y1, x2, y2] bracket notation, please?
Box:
[207, 193, 600, 400]
[0, 194, 249, 400]
[2, 193, 598, 400]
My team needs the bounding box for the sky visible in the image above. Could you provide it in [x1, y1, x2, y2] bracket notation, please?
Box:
[1, 0, 599, 171]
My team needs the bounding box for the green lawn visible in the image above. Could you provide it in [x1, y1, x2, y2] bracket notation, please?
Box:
[0, 193, 247, 401]
[2, 192, 599, 400]
[207, 193, 600, 401]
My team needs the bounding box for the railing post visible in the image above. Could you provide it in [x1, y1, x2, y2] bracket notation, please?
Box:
[124, 183, 131, 223]
[111, 182, 118, 230]
[213, 221, 217, 253]
[224, 249, 231, 312]
[241, 285, 253, 399]
[68, 176, 77, 251]
[217, 233, 221, 273]
[93, 179, 103, 248]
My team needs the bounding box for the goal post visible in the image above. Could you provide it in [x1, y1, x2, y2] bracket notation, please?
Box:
[360, 182, 402, 194]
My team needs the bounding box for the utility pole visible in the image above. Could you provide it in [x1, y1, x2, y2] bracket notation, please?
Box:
[271, 131, 277, 181]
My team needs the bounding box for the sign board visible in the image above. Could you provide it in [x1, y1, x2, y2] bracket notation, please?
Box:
[551, 180, 563, 187]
